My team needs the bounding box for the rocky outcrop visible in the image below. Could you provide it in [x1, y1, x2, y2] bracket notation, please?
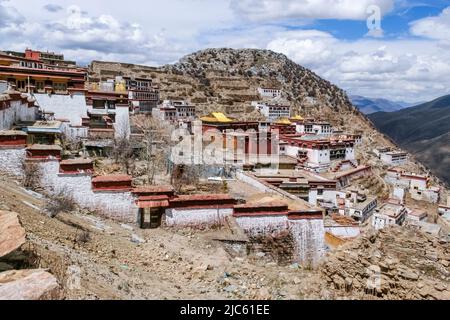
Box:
[0, 210, 60, 300]
[0, 211, 26, 258]
[0, 269, 60, 300]
[321, 226, 450, 300]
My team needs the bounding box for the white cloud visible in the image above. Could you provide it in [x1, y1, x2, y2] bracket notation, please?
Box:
[410, 6, 450, 41]
[0, 0, 23, 27]
[267, 30, 336, 69]
[230, 0, 394, 21]
[1, 0, 450, 103]
[43, 3, 63, 13]
[265, 28, 450, 102]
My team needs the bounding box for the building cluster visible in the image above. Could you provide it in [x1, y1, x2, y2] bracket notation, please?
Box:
[0, 49, 162, 142]
[0, 51, 448, 267]
[385, 167, 440, 204]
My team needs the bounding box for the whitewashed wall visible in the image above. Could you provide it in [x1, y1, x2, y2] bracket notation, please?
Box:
[114, 106, 131, 139]
[0, 99, 37, 130]
[34, 93, 88, 127]
[345, 147, 355, 161]
[235, 215, 289, 235]
[0, 148, 26, 177]
[165, 207, 233, 227]
[63, 125, 89, 140]
[289, 219, 325, 266]
[38, 161, 138, 223]
[236, 214, 326, 266]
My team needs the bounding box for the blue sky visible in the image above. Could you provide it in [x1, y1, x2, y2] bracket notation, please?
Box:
[1, 0, 450, 102]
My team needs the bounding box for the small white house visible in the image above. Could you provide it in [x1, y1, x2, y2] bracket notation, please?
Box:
[380, 151, 408, 165]
[252, 101, 290, 121]
[257, 88, 282, 99]
[372, 202, 407, 230]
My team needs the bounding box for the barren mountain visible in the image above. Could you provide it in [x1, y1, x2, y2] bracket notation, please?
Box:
[350, 95, 412, 114]
[369, 95, 450, 185]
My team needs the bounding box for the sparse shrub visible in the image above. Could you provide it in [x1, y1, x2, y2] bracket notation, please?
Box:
[45, 188, 76, 218]
[75, 230, 91, 244]
[22, 161, 42, 190]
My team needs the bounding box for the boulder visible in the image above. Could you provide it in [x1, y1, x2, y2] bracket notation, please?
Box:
[0, 211, 26, 258]
[0, 269, 59, 300]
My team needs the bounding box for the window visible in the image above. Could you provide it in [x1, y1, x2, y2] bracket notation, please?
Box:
[93, 100, 105, 109]
[54, 82, 67, 92]
[17, 80, 26, 90]
[36, 81, 44, 91]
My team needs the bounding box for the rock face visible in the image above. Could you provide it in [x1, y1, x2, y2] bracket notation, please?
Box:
[321, 226, 450, 300]
[0, 269, 59, 300]
[0, 211, 26, 258]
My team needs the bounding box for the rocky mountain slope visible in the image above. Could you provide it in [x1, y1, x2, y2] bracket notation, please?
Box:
[89, 48, 448, 190]
[350, 95, 412, 114]
[369, 95, 450, 185]
[322, 226, 449, 299]
[90, 49, 390, 141]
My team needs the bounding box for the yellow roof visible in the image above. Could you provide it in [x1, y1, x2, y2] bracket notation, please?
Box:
[200, 112, 234, 123]
[274, 117, 292, 125]
[290, 115, 304, 121]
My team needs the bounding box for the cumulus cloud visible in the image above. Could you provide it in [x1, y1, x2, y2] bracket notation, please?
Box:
[230, 0, 394, 21]
[43, 3, 63, 12]
[1, 4, 192, 65]
[267, 30, 336, 69]
[1, 0, 450, 102]
[265, 28, 450, 102]
[410, 6, 450, 40]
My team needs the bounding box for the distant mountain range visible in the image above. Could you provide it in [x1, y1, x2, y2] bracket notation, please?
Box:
[369, 95, 450, 185]
[350, 95, 419, 114]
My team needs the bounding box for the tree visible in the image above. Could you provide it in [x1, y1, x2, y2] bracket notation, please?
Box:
[132, 114, 172, 185]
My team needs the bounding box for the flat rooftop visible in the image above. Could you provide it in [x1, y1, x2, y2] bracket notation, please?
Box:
[377, 203, 405, 218]
[0, 130, 27, 136]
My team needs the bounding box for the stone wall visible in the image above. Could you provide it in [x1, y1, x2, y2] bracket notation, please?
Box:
[235, 171, 300, 201]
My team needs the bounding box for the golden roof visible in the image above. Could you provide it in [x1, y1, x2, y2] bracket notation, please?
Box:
[290, 115, 304, 121]
[274, 117, 292, 125]
[200, 112, 234, 123]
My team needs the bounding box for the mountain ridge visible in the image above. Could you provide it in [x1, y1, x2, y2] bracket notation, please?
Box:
[350, 95, 416, 114]
[369, 94, 450, 184]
